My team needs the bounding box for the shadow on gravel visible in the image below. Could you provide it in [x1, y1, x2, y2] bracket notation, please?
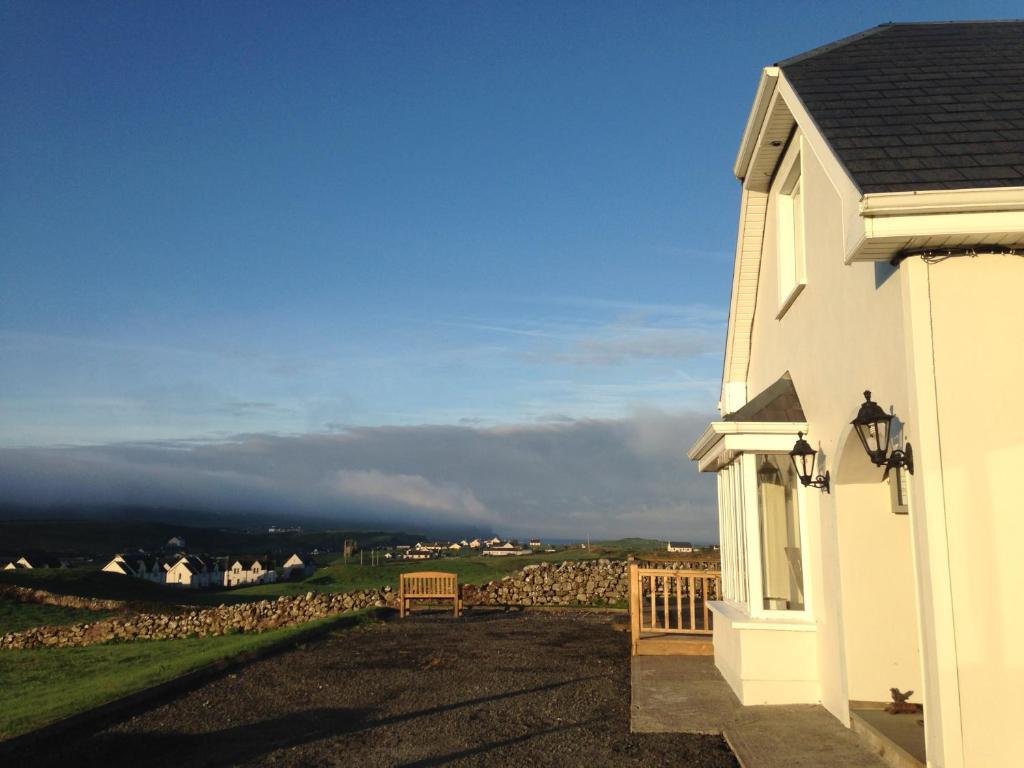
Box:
[50, 677, 603, 766]
[395, 716, 606, 767]
[81, 707, 369, 764]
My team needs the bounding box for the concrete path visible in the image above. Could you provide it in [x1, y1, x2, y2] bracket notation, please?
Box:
[631, 656, 890, 768]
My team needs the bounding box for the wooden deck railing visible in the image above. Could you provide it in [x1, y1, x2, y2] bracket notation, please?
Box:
[629, 564, 721, 655]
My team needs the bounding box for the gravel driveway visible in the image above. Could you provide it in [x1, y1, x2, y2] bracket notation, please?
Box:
[37, 610, 738, 767]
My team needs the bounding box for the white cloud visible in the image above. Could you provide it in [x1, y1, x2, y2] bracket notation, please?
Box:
[328, 469, 492, 521]
[0, 411, 719, 541]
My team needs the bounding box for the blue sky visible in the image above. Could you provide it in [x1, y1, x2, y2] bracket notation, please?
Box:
[1, 1, 1018, 535]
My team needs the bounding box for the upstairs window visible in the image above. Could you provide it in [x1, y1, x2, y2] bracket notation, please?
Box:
[776, 149, 806, 317]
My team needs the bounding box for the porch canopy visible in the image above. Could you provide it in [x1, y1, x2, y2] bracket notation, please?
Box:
[688, 372, 807, 471]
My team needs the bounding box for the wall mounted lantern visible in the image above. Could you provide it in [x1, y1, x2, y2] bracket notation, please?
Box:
[851, 390, 914, 477]
[789, 432, 830, 493]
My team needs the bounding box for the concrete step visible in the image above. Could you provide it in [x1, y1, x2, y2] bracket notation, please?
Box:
[850, 709, 926, 768]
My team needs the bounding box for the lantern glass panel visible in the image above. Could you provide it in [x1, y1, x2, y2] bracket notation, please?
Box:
[852, 392, 893, 465]
[789, 434, 816, 483]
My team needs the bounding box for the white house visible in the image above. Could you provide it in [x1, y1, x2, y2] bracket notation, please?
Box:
[402, 551, 433, 560]
[686, 22, 1024, 768]
[666, 542, 694, 553]
[3, 555, 67, 570]
[223, 557, 276, 587]
[280, 553, 314, 580]
[165, 555, 222, 588]
[102, 554, 135, 576]
[481, 542, 532, 557]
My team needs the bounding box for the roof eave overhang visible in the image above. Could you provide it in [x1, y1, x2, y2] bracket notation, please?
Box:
[687, 420, 807, 473]
[733, 67, 780, 180]
[848, 186, 1024, 263]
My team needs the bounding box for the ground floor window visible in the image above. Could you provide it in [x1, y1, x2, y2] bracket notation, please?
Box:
[715, 450, 809, 618]
[755, 454, 804, 611]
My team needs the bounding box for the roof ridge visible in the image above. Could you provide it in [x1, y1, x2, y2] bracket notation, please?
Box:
[776, 23, 893, 68]
[777, 19, 1024, 68]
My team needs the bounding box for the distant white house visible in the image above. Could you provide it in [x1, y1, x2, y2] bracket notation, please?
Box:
[167, 536, 186, 549]
[403, 551, 433, 560]
[166, 555, 223, 589]
[481, 542, 532, 557]
[102, 554, 135, 576]
[528, 539, 542, 548]
[667, 542, 694, 553]
[280, 553, 315, 580]
[223, 557, 276, 587]
[448, 542, 462, 551]
[468, 539, 482, 549]
[484, 537, 502, 547]
[3, 555, 68, 570]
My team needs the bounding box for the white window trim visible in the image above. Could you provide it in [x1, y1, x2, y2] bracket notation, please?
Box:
[775, 137, 807, 319]
[706, 425, 815, 624]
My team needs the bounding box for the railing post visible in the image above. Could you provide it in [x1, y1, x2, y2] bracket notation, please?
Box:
[629, 563, 640, 655]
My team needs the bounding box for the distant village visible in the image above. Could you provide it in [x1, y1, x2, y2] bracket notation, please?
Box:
[1, 532, 562, 590]
[2, 531, 717, 591]
[392, 536, 552, 560]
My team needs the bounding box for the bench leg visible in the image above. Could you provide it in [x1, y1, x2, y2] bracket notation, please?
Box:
[400, 597, 405, 619]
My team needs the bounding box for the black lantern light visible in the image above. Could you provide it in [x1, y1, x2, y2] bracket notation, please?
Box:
[851, 390, 914, 476]
[789, 432, 830, 493]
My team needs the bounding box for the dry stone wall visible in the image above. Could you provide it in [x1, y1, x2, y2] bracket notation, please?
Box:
[0, 584, 126, 612]
[0, 558, 719, 650]
[464, 559, 629, 607]
[1, 588, 396, 649]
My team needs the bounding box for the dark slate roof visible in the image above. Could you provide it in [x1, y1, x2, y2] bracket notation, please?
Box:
[779, 21, 1024, 192]
[723, 372, 805, 422]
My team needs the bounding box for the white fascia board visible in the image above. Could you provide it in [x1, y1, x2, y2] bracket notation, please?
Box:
[860, 186, 1024, 216]
[688, 420, 807, 472]
[863, 209, 1024, 242]
[733, 67, 780, 180]
[852, 183, 1024, 265]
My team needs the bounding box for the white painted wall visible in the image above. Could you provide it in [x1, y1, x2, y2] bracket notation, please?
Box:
[834, 434, 922, 704]
[736, 128, 918, 724]
[922, 253, 1024, 766]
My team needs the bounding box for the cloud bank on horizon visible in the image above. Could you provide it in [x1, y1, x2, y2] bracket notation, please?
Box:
[0, 411, 718, 541]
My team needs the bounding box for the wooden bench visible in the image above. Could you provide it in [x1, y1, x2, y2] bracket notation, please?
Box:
[399, 571, 461, 618]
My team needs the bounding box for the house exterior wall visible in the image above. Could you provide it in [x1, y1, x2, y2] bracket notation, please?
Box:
[914, 253, 1024, 766]
[834, 464, 922, 703]
[730, 128, 922, 725]
[703, 62, 1024, 768]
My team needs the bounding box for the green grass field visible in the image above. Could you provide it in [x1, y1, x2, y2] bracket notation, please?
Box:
[0, 602, 117, 635]
[0, 612, 370, 740]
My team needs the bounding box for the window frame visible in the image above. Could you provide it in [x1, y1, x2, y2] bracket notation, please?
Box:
[775, 139, 807, 319]
[716, 449, 814, 622]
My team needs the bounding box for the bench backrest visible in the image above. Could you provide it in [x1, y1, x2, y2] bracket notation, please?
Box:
[400, 571, 458, 598]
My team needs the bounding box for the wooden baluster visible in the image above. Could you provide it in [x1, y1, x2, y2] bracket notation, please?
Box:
[675, 574, 682, 630]
[649, 575, 656, 629]
[703, 576, 710, 631]
[662, 574, 670, 631]
[629, 564, 640, 654]
[689, 574, 697, 631]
